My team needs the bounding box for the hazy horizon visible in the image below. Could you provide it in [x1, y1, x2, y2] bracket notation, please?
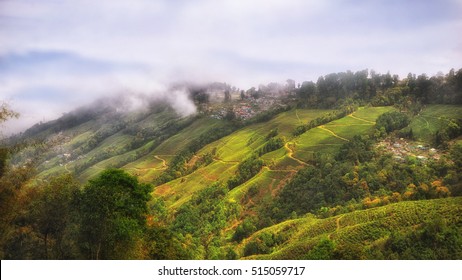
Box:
[1, 0, 461, 135]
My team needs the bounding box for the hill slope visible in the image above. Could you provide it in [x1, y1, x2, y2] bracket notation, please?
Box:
[238, 197, 462, 259]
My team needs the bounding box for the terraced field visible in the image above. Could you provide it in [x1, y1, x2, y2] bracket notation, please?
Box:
[239, 197, 462, 259]
[122, 117, 225, 182]
[292, 106, 394, 162]
[153, 106, 394, 209]
[153, 108, 330, 208]
[409, 104, 462, 142]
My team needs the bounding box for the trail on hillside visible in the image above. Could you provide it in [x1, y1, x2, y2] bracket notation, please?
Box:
[295, 109, 302, 124]
[348, 114, 375, 124]
[154, 155, 167, 169]
[213, 157, 240, 164]
[328, 215, 343, 239]
[284, 142, 308, 166]
[124, 155, 170, 173]
[319, 126, 349, 142]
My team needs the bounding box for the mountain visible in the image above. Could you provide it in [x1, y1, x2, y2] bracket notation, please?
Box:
[2, 69, 462, 259]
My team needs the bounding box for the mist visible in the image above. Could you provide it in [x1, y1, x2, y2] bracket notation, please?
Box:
[1, 0, 461, 135]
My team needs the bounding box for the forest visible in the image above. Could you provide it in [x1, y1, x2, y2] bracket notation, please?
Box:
[1, 68, 462, 259]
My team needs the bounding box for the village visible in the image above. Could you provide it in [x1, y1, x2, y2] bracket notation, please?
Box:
[205, 86, 291, 120]
[377, 137, 441, 163]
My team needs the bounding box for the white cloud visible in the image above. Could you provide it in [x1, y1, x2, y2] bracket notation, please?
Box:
[0, 0, 461, 134]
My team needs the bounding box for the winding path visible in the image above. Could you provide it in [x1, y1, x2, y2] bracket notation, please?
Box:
[348, 114, 375, 124]
[154, 155, 167, 169]
[284, 142, 308, 166]
[319, 126, 349, 142]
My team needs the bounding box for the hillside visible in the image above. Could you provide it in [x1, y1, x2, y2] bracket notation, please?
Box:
[2, 69, 462, 260]
[238, 197, 462, 259]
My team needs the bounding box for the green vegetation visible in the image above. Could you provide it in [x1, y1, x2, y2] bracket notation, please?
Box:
[2, 68, 462, 259]
[239, 197, 462, 260]
[406, 105, 462, 145]
[376, 111, 410, 134]
[78, 169, 152, 259]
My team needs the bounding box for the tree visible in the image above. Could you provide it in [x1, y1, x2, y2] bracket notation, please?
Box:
[190, 87, 209, 104]
[224, 90, 231, 103]
[1, 102, 19, 175]
[0, 102, 19, 124]
[78, 169, 152, 259]
[29, 174, 81, 259]
[240, 90, 246, 100]
[375, 111, 410, 134]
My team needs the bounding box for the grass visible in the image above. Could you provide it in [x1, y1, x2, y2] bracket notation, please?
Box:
[293, 106, 395, 162]
[352, 106, 395, 122]
[408, 104, 462, 143]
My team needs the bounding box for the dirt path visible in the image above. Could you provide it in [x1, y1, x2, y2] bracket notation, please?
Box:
[319, 126, 349, 142]
[213, 157, 240, 164]
[284, 142, 308, 166]
[154, 155, 167, 169]
[328, 215, 343, 239]
[348, 114, 375, 124]
[336, 216, 342, 231]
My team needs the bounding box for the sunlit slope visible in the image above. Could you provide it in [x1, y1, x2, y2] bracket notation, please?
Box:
[238, 197, 462, 259]
[123, 117, 225, 182]
[153, 108, 330, 208]
[292, 106, 394, 162]
[408, 104, 462, 143]
[153, 107, 394, 210]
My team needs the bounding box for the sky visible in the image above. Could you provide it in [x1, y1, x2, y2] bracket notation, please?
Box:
[0, 0, 461, 135]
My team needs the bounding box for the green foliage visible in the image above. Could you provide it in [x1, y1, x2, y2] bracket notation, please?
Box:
[0, 102, 19, 124]
[381, 219, 462, 259]
[305, 238, 335, 260]
[243, 232, 281, 257]
[257, 137, 284, 156]
[29, 174, 81, 259]
[78, 169, 152, 259]
[243, 198, 462, 260]
[376, 111, 410, 134]
[155, 123, 239, 185]
[0, 147, 7, 176]
[274, 159, 357, 219]
[265, 128, 279, 140]
[170, 183, 239, 259]
[233, 218, 257, 242]
[227, 155, 264, 189]
[336, 135, 373, 163]
[293, 103, 357, 136]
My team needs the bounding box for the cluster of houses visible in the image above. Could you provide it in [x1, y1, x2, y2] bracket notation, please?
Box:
[378, 138, 440, 162]
[208, 96, 282, 120]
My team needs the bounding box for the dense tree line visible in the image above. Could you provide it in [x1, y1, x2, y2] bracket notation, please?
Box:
[295, 68, 462, 108]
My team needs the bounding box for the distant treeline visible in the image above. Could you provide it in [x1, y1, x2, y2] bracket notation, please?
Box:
[293, 68, 462, 108]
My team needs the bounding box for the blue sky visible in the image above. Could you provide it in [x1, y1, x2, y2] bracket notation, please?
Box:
[0, 0, 461, 134]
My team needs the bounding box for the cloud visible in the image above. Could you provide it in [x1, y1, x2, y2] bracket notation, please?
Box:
[0, 0, 461, 134]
